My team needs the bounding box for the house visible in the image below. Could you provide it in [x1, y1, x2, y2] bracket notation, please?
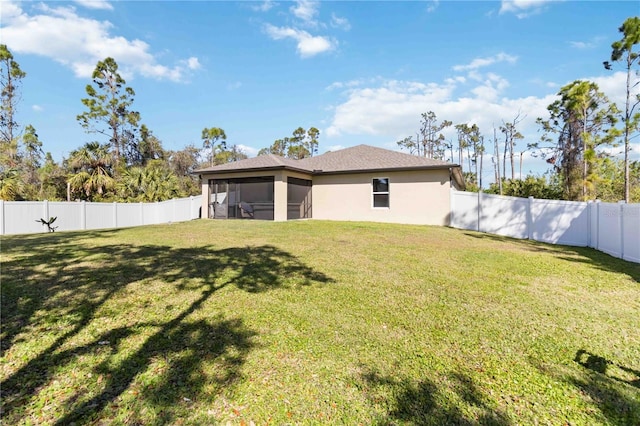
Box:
[195, 144, 465, 225]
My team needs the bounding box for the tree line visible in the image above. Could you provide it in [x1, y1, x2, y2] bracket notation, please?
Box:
[395, 17, 639, 202]
[0, 50, 322, 203]
[1, 17, 637, 203]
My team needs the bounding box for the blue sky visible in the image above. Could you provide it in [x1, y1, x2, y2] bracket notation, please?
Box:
[2, 0, 639, 180]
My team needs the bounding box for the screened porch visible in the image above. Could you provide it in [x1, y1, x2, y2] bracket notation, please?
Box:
[208, 176, 312, 220]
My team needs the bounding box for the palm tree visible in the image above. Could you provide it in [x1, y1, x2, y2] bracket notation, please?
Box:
[67, 142, 114, 200]
[0, 168, 24, 200]
[117, 160, 180, 202]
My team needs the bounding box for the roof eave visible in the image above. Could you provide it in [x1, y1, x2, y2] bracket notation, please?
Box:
[311, 164, 457, 176]
[450, 165, 466, 190]
[195, 165, 313, 176]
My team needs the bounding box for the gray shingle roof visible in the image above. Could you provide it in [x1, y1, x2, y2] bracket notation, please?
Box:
[194, 153, 306, 173]
[298, 144, 454, 173]
[195, 144, 458, 174]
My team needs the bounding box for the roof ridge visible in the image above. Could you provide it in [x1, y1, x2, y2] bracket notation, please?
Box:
[195, 144, 459, 175]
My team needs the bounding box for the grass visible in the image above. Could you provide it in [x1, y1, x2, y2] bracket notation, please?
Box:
[1, 219, 639, 425]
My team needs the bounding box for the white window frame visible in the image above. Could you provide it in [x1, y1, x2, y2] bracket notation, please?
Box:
[372, 177, 390, 209]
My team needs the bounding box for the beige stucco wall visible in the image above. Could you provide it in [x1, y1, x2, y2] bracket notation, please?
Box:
[312, 169, 452, 226]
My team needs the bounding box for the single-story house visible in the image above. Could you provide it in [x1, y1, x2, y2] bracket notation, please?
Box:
[195, 144, 465, 225]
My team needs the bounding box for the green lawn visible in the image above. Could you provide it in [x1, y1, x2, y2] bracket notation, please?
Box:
[1, 220, 639, 425]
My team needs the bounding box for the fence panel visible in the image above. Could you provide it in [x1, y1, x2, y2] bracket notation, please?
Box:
[117, 203, 143, 228]
[1, 197, 201, 235]
[4, 201, 45, 234]
[173, 197, 195, 222]
[142, 202, 159, 225]
[597, 203, 622, 259]
[623, 203, 640, 263]
[85, 203, 115, 230]
[479, 194, 528, 239]
[156, 200, 172, 224]
[450, 191, 638, 264]
[531, 199, 588, 246]
[49, 202, 83, 232]
[450, 191, 478, 230]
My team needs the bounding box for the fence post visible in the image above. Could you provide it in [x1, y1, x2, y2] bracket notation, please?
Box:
[0, 200, 4, 235]
[619, 201, 625, 261]
[527, 196, 534, 240]
[190, 196, 194, 220]
[140, 202, 144, 226]
[81, 201, 86, 230]
[113, 202, 118, 228]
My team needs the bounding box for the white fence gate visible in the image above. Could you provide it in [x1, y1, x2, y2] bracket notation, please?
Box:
[450, 191, 640, 264]
[0, 196, 202, 235]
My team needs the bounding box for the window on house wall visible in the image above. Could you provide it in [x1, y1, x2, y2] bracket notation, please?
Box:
[372, 178, 389, 208]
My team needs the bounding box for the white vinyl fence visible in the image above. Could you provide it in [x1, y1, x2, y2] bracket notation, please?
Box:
[450, 191, 640, 264]
[0, 196, 202, 235]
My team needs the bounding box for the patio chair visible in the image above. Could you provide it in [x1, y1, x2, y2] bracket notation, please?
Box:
[239, 201, 254, 219]
[212, 201, 227, 219]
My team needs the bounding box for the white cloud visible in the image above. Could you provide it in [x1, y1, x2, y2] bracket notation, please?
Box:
[1, 2, 200, 82]
[470, 73, 510, 102]
[227, 81, 242, 90]
[250, 0, 276, 12]
[290, 0, 319, 26]
[590, 71, 638, 110]
[184, 57, 201, 70]
[569, 41, 591, 49]
[262, 1, 347, 57]
[453, 52, 518, 72]
[499, 0, 557, 18]
[325, 77, 555, 152]
[0, 1, 22, 22]
[237, 144, 259, 157]
[264, 24, 335, 57]
[73, 0, 113, 11]
[325, 69, 640, 174]
[326, 77, 382, 91]
[32, 104, 43, 112]
[330, 13, 351, 31]
[426, 0, 439, 13]
[569, 37, 604, 50]
[529, 78, 558, 89]
[445, 76, 467, 85]
[326, 79, 458, 137]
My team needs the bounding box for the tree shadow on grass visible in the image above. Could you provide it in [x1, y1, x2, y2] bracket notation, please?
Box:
[1, 232, 333, 424]
[461, 231, 640, 283]
[359, 367, 510, 425]
[570, 349, 640, 425]
[531, 350, 640, 426]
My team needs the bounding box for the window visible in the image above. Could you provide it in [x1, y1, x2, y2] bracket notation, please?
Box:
[372, 178, 389, 208]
